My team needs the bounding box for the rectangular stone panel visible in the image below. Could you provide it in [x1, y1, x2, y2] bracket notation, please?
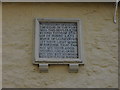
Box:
[39, 22, 78, 58]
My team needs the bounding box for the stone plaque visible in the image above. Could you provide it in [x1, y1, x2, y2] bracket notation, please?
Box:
[34, 18, 84, 64]
[34, 18, 84, 72]
[39, 22, 78, 58]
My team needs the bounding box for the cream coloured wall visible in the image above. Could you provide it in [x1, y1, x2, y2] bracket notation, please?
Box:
[2, 2, 118, 88]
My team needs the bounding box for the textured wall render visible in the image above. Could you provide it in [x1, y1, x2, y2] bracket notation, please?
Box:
[2, 2, 118, 88]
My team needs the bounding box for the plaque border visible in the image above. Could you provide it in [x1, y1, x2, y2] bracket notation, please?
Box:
[33, 18, 84, 65]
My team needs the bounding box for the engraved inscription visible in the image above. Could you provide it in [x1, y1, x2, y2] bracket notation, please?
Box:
[39, 22, 78, 58]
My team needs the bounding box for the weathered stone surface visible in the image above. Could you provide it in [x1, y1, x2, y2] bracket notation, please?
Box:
[39, 22, 78, 58]
[2, 3, 118, 88]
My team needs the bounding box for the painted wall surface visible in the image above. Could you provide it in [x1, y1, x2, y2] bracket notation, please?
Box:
[2, 3, 118, 88]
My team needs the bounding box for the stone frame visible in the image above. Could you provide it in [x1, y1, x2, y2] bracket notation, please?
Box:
[33, 18, 84, 72]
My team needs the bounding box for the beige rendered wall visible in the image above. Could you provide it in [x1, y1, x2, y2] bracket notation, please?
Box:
[2, 3, 118, 88]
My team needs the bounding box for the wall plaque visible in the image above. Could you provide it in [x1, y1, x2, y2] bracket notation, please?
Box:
[34, 18, 84, 73]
